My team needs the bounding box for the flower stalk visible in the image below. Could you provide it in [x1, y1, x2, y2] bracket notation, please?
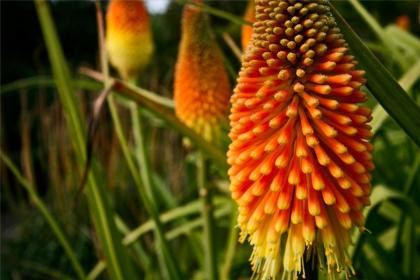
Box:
[174, 1, 231, 278]
[103, 1, 182, 278]
[198, 152, 218, 280]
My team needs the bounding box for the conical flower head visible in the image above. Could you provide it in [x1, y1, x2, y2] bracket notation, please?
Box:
[228, 1, 374, 278]
[106, 0, 154, 80]
[242, 0, 256, 50]
[174, 1, 231, 143]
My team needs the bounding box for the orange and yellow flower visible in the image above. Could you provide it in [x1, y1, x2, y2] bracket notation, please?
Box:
[106, 0, 154, 80]
[228, 1, 374, 278]
[242, 0, 256, 50]
[174, 1, 230, 143]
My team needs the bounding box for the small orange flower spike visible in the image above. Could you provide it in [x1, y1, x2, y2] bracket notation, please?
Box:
[242, 0, 256, 50]
[106, 0, 154, 80]
[174, 0, 231, 143]
[396, 15, 410, 30]
[228, 1, 374, 279]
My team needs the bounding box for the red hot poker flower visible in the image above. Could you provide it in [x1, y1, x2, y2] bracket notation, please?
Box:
[106, 0, 154, 80]
[174, 1, 231, 143]
[227, 1, 374, 279]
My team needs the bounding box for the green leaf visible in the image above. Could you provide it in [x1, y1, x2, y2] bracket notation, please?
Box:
[0, 76, 100, 95]
[165, 204, 232, 240]
[19, 260, 77, 280]
[384, 25, 420, 59]
[347, 0, 410, 70]
[362, 238, 403, 280]
[88, 198, 230, 279]
[123, 197, 229, 246]
[0, 152, 86, 280]
[108, 79, 228, 170]
[329, 3, 420, 146]
[34, 1, 135, 279]
[178, 0, 251, 26]
[371, 59, 420, 134]
[1, 73, 227, 172]
[401, 218, 416, 279]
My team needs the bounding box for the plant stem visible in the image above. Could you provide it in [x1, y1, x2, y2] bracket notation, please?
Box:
[395, 152, 419, 279]
[114, 216, 152, 273]
[220, 204, 238, 280]
[36, 1, 135, 279]
[0, 151, 87, 280]
[177, 0, 251, 26]
[129, 103, 183, 280]
[94, 1, 182, 278]
[77, 68, 228, 170]
[197, 152, 217, 280]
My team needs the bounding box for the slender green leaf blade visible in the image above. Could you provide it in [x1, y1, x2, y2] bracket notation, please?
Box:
[113, 80, 228, 170]
[330, 3, 420, 146]
[0, 152, 87, 280]
[371, 59, 420, 134]
[34, 1, 135, 279]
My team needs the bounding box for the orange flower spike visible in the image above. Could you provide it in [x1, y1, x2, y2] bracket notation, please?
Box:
[174, 0, 230, 143]
[242, 0, 256, 50]
[228, 1, 374, 279]
[106, 0, 154, 80]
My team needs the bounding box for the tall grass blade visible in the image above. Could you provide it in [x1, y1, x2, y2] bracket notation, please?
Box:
[0, 76, 101, 95]
[128, 104, 183, 280]
[347, 0, 409, 70]
[80, 71, 227, 170]
[93, 1, 182, 276]
[0, 151, 87, 280]
[371, 59, 420, 134]
[329, 3, 420, 146]
[87, 197, 229, 277]
[178, 0, 251, 26]
[362, 238, 402, 280]
[34, 1, 135, 279]
[384, 25, 420, 53]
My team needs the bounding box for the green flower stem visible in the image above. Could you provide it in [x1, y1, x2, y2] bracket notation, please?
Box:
[0, 151, 87, 280]
[396, 152, 420, 279]
[220, 204, 238, 280]
[197, 152, 217, 280]
[129, 103, 183, 280]
[106, 52, 181, 280]
[94, 1, 182, 277]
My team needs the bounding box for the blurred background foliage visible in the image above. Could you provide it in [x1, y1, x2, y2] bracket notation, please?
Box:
[1, 1, 420, 279]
